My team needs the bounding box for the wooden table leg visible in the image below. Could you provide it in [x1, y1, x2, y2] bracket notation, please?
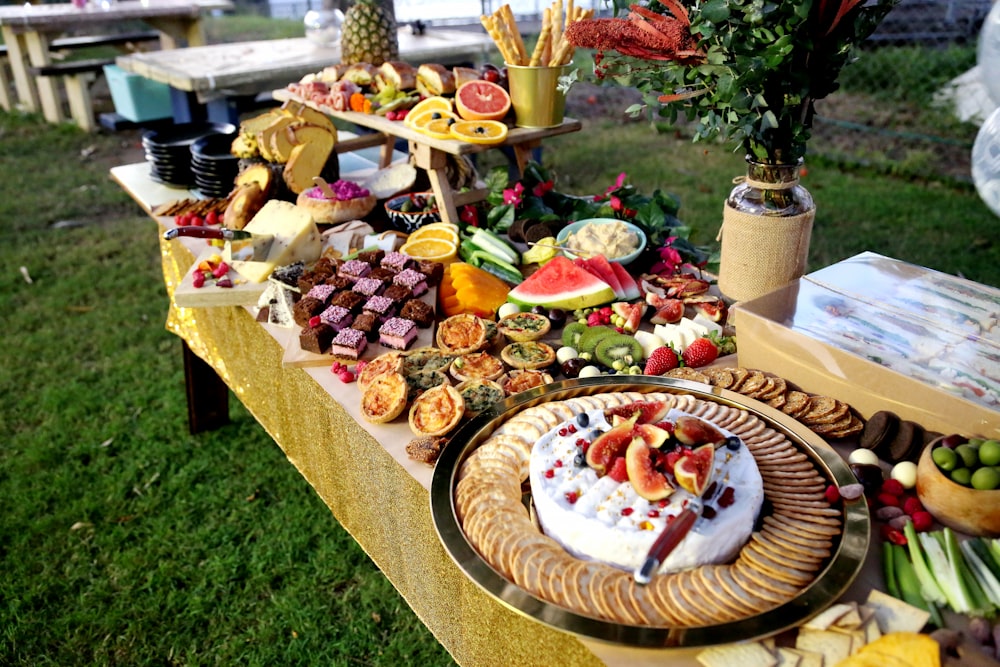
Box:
[182, 340, 230, 434]
[1, 26, 40, 113]
[411, 142, 461, 224]
[22, 31, 64, 124]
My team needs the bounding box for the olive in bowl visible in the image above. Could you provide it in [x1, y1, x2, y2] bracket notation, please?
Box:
[916, 435, 1000, 537]
[384, 192, 442, 233]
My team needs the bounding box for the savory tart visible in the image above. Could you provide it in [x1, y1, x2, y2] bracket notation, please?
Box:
[409, 384, 465, 436]
[358, 350, 404, 392]
[500, 341, 556, 370]
[360, 372, 408, 424]
[500, 369, 554, 395]
[497, 312, 551, 342]
[450, 351, 506, 382]
[436, 314, 488, 355]
[402, 347, 456, 376]
[455, 378, 506, 417]
[405, 369, 451, 400]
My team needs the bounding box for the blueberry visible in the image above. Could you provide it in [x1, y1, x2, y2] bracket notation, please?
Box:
[573, 454, 585, 467]
[725, 436, 741, 451]
[576, 413, 590, 428]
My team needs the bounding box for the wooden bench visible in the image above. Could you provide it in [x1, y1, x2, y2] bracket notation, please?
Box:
[15, 31, 162, 129]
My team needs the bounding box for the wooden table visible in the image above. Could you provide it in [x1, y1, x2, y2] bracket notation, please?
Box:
[115, 28, 495, 125]
[0, 0, 230, 125]
[274, 90, 583, 224]
[108, 156, 892, 666]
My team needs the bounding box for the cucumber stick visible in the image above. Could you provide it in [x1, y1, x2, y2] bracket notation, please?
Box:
[903, 522, 947, 605]
[469, 229, 519, 265]
[883, 542, 901, 599]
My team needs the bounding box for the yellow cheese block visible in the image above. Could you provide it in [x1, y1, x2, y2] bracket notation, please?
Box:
[229, 200, 321, 282]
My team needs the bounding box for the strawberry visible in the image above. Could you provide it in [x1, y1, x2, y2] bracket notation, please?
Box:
[644, 346, 679, 376]
[607, 457, 629, 483]
[681, 337, 718, 368]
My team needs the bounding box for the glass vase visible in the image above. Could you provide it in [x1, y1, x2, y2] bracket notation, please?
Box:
[717, 157, 815, 304]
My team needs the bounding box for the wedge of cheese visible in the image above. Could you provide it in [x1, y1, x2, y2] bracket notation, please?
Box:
[230, 200, 321, 282]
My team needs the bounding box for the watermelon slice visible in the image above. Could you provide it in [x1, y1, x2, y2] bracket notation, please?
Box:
[609, 261, 641, 301]
[573, 257, 622, 299]
[507, 255, 615, 310]
[586, 255, 625, 299]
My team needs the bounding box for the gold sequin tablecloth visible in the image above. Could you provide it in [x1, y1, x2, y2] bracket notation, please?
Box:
[157, 234, 620, 667]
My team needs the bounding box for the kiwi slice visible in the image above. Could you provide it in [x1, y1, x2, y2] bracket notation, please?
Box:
[577, 325, 617, 356]
[561, 322, 587, 348]
[594, 334, 644, 368]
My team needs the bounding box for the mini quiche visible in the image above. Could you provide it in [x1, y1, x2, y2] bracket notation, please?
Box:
[500, 369, 554, 395]
[450, 351, 505, 382]
[360, 372, 408, 424]
[405, 369, 451, 400]
[436, 313, 488, 355]
[358, 350, 404, 393]
[455, 378, 506, 418]
[497, 312, 551, 342]
[409, 384, 465, 437]
[500, 341, 556, 370]
[402, 347, 456, 376]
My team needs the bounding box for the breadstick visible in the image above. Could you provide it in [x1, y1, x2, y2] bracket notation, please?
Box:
[499, 4, 529, 66]
[551, 0, 563, 63]
[529, 8, 552, 67]
[481, 14, 517, 65]
[565, 0, 575, 31]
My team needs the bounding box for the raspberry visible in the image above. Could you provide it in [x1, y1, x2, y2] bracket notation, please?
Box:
[607, 457, 629, 483]
[911, 511, 934, 532]
[355, 360, 368, 374]
[211, 261, 229, 279]
[644, 346, 680, 376]
[308, 315, 321, 328]
[191, 271, 205, 288]
[902, 496, 924, 516]
[681, 338, 719, 368]
[564, 491, 579, 504]
[876, 492, 900, 508]
[880, 479, 905, 496]
[587, 312, 602, 327]
[337, 370, 355, 383]
[824, 485, 841, 503]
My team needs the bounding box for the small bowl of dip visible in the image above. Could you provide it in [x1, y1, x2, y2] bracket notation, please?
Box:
[556, 218, 647, 265]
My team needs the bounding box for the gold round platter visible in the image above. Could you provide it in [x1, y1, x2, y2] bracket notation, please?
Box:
[429, 375, 870, 648]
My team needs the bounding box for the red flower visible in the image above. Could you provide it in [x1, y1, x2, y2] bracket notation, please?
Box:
[610, 195, 623, 212]
[503, 182, 524, 206]
[532, 179, 554, 197]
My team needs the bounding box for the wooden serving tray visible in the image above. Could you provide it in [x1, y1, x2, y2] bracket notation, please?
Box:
[172, 246, 270, 308]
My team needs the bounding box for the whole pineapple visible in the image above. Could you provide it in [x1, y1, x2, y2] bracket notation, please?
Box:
[340, 0, 398, 66]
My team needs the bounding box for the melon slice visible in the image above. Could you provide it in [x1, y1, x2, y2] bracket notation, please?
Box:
[508, 255, 615, 310]
[610, 261, 641, 300]
[586, 255, 626, 299]
[573, 257, 622, 299]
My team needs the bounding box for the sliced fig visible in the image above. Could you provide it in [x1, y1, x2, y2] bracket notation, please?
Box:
[674, 415, 725, 447]
[585, 416, 638, 474]
[650, 299, 684, 324]
[674, 443, 714, 495]
[604, 400, 671, 425]
[623, 302, 646, 333]
[678, 277, 710, 298]
[625, 437, 674, 501]
[634, 422, 670, 449]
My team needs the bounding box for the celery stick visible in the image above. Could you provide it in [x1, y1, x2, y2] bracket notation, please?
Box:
[969, 538, 1000, 581]
[883, 541, 901, 599]
[988, 538, 1000, 571]
[919, 531, 972, 613]
[892, 544, 927, 610]
[961, 540, 1000, 609]
[944, 528, 989, 614]
[903, 522, 947, 605]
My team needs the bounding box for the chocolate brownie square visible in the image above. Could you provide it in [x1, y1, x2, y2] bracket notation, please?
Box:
[293, 296, 326, 328]
[382, 284, 412, 304]
[299, 322, 335, 354]
[416, 260, 444, 287]
[350, 311, 380, 342]
[356, 249, 385, 267]
[400, 299, 434, 328]
[368, 267, 397, 282]
[323, 275, 352, 291]
[330, 290, 365, 314]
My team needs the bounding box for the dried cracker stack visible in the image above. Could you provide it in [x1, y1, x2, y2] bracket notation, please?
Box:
[665, 366, 865, 440]
[480, 2, 593, 67]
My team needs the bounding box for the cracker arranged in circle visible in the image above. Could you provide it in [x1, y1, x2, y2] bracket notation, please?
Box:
[409, 383, 464, 436]
[665, 367, 711, 384]
[702, 367, 735, 389]
[360, 372, 408, 424]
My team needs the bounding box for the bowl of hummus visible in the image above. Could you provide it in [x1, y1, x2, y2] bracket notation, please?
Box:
[556, 218, 647, 265]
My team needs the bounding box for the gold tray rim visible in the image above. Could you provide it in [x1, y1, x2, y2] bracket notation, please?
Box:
[429, 376, 870, 649]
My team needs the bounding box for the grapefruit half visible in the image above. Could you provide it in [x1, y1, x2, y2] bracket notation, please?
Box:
[455, 80, 512, 121]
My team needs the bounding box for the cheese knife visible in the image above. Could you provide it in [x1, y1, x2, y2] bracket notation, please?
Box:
[162, 227, 274, 262]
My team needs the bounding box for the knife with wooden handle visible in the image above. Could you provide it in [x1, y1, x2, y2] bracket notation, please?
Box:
[634, 497, 703, 585]
[162, 227, 273, 262]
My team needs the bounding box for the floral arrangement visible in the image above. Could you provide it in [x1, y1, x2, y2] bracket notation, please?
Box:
[566, 0, 900, 164]
[481, 162, 715, 274]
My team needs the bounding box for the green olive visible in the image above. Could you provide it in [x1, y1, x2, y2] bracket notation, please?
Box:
[932, 446, 959, 472]
[955, 444, 980, 468]
[970, 466, 1000, 491]
[950, 467, 972, 486]
[979, 440, 1000, 467]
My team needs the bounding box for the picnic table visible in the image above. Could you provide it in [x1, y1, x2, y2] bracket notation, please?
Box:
[115, 28, 495, 124]
[0, 0, 231, 128]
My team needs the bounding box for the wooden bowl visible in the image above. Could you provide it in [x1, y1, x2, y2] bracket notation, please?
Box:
[916, 438, 1000, 537]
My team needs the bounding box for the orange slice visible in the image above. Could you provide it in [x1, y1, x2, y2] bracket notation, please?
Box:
[449, 120, 509, 145]
[420, 118, 458, 141]
[408, 226, 460, 244]
[400, 237, 458, 262]
[406, 109, 459, 131]
[407, 96, 453, 121]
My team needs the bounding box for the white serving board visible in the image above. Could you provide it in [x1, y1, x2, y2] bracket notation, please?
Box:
[281, 288, 438, 368]
[172, 246, 270, 308]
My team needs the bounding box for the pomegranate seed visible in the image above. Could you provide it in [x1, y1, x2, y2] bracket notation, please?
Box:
[648, 509, 660, 518]
[576, 438, 588, 448]
[718, 487, 736, 508]
[554, 460, 563, 468]
[544, 469, 554, 479]
[621, 507, 634, 516]
[558, 428, 568, 437]
[564, 491, 578, 504]
[658, 499, 669, 508]
[567, 424, 577, 433]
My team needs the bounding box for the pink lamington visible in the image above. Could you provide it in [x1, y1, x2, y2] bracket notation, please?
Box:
[338, 259, 371, 282]
[363, 294, 396, 320]
[330, 327, 367, 360]
[319, 304, 353, 331]
[392, 268, 427, 297]
[352, 276, 385, 297]
[379, 317, 418, 350]
[381, 251, 412, 273]
[306, 283, 338, 305]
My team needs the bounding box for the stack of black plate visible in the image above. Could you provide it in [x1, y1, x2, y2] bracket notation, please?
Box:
[191, 133, 240, 198]
[142, 122, 236, 188]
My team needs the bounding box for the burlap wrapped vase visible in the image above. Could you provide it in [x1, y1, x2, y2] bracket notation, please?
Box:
[717, 158, 815, 304]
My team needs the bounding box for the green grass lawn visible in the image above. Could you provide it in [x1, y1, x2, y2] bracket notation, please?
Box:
[2, 14, 999, 665]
